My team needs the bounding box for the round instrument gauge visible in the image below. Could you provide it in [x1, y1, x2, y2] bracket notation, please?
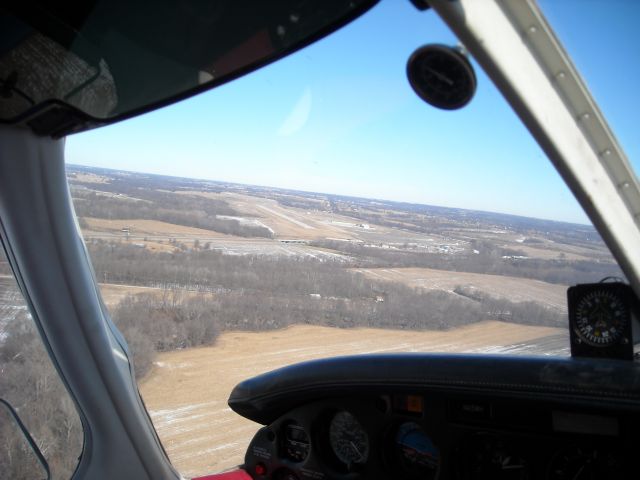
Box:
[273, 468, 300, 480]
[282, 421, 310, 462]
[574, 289, 629, 346]
[460, 434, 530, 480]
[394, 422, 439, 479]
[407, 44, 477, 110]
[547, 445, 626, 480]
[328, 410, 370, 468]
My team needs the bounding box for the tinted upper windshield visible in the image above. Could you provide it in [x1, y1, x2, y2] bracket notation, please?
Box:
[0, 0, 375, 130]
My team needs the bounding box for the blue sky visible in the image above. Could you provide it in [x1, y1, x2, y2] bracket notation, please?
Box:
[66, 0, 639, 225]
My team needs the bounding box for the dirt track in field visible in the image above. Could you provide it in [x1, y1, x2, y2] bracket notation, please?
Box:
[139, 321, 566, 478]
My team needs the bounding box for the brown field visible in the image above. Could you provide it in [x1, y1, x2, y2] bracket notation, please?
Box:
[500, 242, 598, 261]
[99, 283, 178, 307]
[134, 240, 178, 252]
[99, 283, 218, 309]
[140, 321, 564, 478]
[71, 172, 111, 184]
[448, 228, 608, 262]
[84, 217, 228, 238]
[354, 267, 567, 311]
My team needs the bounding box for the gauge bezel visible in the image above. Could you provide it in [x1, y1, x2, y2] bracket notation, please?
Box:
[386, 421, 440, 480]
[567, 282, 636, 360]
[457, 432, 531, 480]
[573, 289, 629, 347]
[314, 408, 371, 474]
[280, 420, 311, 463]
[328, 410, 370, 469]
[406, 44, 477, 110]
[546, 443, 627, 480]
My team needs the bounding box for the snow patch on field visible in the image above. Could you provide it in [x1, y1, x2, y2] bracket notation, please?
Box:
[0, 276, 30, 343]
[153, 361, 191, 369]
[216, 215, 275, 235]
[148, 401, 219, 421]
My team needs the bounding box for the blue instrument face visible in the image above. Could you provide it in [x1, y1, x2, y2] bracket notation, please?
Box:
[394, 422, 440, 478]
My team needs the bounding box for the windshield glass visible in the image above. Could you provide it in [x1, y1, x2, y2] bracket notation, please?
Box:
[58, 0, 629, 477]
[0, 251, 83, 479]
[539, 0, 640, 175]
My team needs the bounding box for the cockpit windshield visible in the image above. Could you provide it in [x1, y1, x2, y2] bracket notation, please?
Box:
[53, 1, 633, 476]
[1, 1, 637, 479]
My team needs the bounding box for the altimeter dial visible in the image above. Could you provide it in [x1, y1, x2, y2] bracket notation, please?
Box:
[328, 410, 369, 469]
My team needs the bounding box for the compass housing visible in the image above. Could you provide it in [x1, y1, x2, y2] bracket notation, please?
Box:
[406, 44, 477, 110]
[568, 282, 636, 360]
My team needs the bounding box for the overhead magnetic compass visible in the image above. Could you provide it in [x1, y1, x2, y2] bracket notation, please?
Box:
[406, 44, 477, 110]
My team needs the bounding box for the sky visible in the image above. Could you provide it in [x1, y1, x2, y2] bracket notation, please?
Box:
[66, 0, 640, 225]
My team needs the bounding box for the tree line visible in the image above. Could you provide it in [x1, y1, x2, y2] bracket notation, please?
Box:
[71, 188, 273, 238]
[92, 240, 566, 380]
[112, 286, 564, 381]
[310, 239, 622, 286]
[0, 309, 83, 480]
[0, 258, 10, 275]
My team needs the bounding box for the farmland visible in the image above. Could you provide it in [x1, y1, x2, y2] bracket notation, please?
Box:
[0, 164, 622, 479]
[354, 267, 567, 311]
[69, 166, 617, 478]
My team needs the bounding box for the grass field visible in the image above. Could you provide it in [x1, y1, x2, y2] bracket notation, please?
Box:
[355, 267, 568, 311]
[84, 217, 228, 238]
[140, 321, 566, 477]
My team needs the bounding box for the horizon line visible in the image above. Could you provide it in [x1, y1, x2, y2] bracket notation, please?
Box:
[66, 162, 594, 228]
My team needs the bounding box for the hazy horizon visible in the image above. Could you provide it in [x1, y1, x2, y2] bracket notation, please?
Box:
[66, 162, 594, 228]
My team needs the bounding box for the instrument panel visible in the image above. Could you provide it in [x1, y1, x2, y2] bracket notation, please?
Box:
[242, 393, 635, 479]
[229, 354, 640, 480]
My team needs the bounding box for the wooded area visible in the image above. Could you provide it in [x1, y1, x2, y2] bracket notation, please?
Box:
[311, 239, 621, 285]
[0, 310, 83, 480]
